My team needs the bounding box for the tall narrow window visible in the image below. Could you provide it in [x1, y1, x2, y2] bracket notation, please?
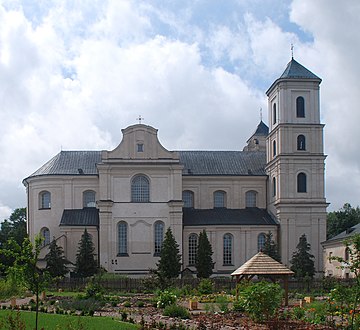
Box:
[40, 227, 50, 246]
[345, 247, 350, 261]
[272, 177, 276, 197]
[188, 233, 198, 266]
[131, 175, 150, 202]
[118, 221, 128, 255]
[297, 135, 306, 151]
[258, 233, 266, 252]
[296, 96, 305, 117]
[83, 190, 96, 208]
[273, 103, 277, 124]
[297, 172, 307, 193]
[154, 221, 164, 256]
[273, 140, 277, 156]
[39, 191, 51, 209]
[182, 190, 194, 208]
[223, 234, 233, 265]
[245, 190, 257, 207]
[214, 190, 226, 208]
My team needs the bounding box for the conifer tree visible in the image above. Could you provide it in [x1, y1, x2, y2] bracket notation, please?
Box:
[196, 230, 213, 278]
[45, 238, 68, 278]
[290, 234, 315, 279]
[75, 229, 98, 278]
[262, 231, 281, 262]
[156, 227, 181, 279]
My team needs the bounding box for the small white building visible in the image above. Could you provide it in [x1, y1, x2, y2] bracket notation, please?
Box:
[23, 58, 328, 276]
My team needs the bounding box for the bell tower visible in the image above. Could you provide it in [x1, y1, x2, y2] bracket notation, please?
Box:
[265, 58, 328, 273]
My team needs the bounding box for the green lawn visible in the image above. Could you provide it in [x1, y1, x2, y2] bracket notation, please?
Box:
[0, 310, 139, 330]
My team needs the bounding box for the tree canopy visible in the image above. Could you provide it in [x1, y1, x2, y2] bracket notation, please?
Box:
[290, 234, 315, 279]
[45, 238, 69, 278]
[195, 230, 213, 278]
[156, 227, 181, 280]
[327, 203, 360, 239]
[262, 231, 280, 262]
[75, 229, 98, 278]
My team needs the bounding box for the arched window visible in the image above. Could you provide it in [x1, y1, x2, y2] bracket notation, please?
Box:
[39, 191, 51, 209]
[188, 233, 198, 266]
[118, 221, 128, 255]
[297, 172, 307, 193]
[182, 190, 194, 208]
[245, 190, 257, 207]
[258, 233, 266, 252]
[272, 177, 276, 197]
[40, 227, 50, 246]
[297, 135, 306, 151]
[83, 190, 96, 208]
[273, 140, 277, 156]
[296, 96, 305, 118]
[345, 247, 350, 261]
[273, 103, 277, 124]
[154, 221, 164, 256]
[223, 233, 233, 265]
[214, 190, 226, 208]
[131, 175, 150, 202]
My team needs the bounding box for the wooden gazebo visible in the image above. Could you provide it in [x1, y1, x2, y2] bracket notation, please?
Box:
[231, 252, 294, 305]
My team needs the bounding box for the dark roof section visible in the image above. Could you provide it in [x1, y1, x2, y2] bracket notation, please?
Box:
[179, 151, 266, 176]
[25, 149, 267, 179]
[280, 58, 321, 80]
[26, 151, 102, 179]
[322, 223, 360, 245]
[254, 121, 269, 136]
[60, 208, 99, 227]
[183, 207, 278, 226]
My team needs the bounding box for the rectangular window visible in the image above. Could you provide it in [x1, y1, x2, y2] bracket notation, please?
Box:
[137, 143, 144, 152]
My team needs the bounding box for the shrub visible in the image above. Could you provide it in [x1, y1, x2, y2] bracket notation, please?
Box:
[59, 297, 103, 313]
[136, 301, 145, 308]
[292, 306, 305, 320]
[157, 290, 177, 308]
[239, 281, 283, 322]
[123, 301, 131, 307]
[163, 304, 190, 319]
[197, 279, 213, 295]
[215, 295, 229, 313]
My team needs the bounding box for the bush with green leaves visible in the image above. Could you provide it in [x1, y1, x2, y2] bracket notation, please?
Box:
[157, 290, 177, 308]
[163, 304, 190, 319]
[197, 278, 213, 295]
[239, 281, 283, 322]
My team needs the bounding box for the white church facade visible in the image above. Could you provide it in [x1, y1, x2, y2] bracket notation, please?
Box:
[23, 59, 328, 276]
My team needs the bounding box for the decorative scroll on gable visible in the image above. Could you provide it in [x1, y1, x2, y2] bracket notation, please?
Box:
[102, 124, 179, 161]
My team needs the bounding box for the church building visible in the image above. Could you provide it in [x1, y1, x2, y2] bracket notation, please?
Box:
[23, 58, 328, 276]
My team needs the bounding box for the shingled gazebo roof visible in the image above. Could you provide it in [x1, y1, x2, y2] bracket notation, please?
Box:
[231, 252, 294, 277]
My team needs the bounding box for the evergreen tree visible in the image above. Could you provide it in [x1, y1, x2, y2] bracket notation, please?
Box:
[290, 234, 315, 279]
[75, 229, 98, 278]
[262, 231, 281, 262]
[45, 238, 68, 278]
[156, 227, 181, 279]
[195, 230, 213, 278]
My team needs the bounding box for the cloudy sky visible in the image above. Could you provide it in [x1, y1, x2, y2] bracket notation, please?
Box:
[0, 0, 359, 221]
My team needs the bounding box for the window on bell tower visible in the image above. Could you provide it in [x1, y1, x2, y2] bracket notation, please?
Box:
[297, 135, 306, 150]
[273, 103, 277, 124]
[296, 96, 305, 118]
[297, 172, 307, 193]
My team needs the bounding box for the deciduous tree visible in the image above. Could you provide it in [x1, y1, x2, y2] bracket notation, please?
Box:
[327, 203, 360, 239]
[195, 230, 213, 278]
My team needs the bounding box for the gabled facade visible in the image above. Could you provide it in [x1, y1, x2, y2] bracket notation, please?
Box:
[23, 59, 327, 276]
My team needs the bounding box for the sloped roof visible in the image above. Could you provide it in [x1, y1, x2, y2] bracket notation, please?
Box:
[183, 207, 277, 226]
[179, 151, 266, 176]
[322, 223, 360, 245]
[60, 208, 99, 227]
[254, 121, 269, 136]
[280, 58, 321, 80]
[231, 252, 294, 276]
[24, 149, 267, 180]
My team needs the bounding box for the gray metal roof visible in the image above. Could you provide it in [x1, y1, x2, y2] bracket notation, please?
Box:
[179, 151, 266, 176]
[25, 149, 267, 179]
[280, 58, 320, 80]
[26, 151, 102, 179]
[254, 121, 269, 136]
[183, 207, 278, 226]
[322, 223, 360, 245]
[60, 208, 99, 226]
